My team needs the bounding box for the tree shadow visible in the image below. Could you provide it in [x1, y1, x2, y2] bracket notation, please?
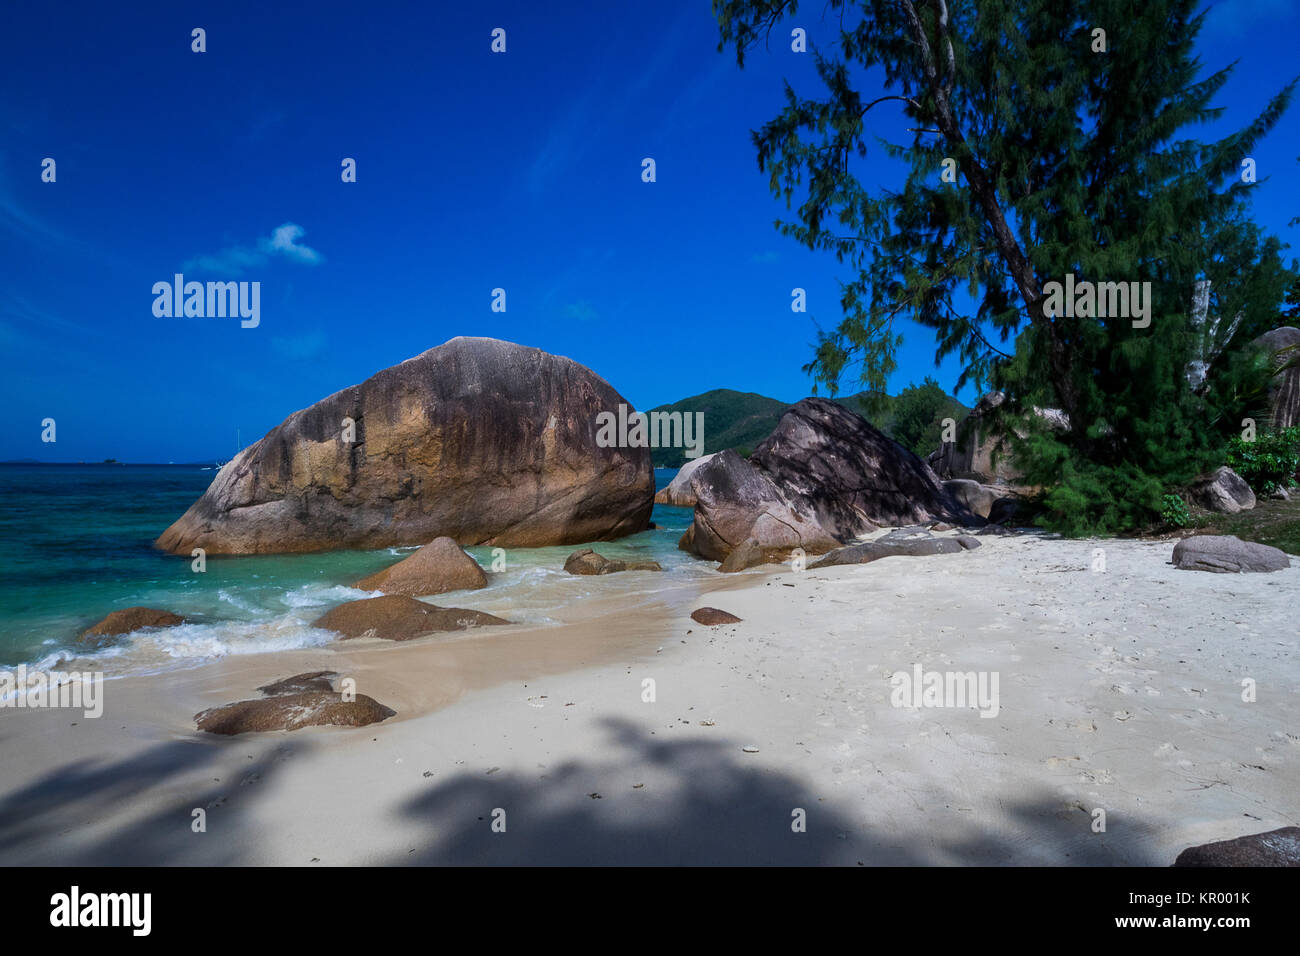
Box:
[382, 716, 1164, 866]
[0, 734, 313, 865]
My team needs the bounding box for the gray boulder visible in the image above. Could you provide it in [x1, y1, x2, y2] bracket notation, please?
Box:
[681, 399, 973, 563]
[654, 453, 716, 507]
[942, 478, 1018, 520]
[1187, 466, 1256, 514]
[928, 391, 1068, 485]
[1173, 827, 1300, 867]
[1171, 535, 1290, 573]
[810, 528, 980, 569]
[1251, 327, 1300, 430]
[679, 449, 840, 563]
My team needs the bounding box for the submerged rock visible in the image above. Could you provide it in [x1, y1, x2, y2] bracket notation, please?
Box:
[155, 337, 653, 555]
[80, 607, 186, 645]
[354, 537, 488, 596]
[1173, 827, 1300, 866]
[562, 548, 662, 575]
[1171, 535, 1290, 573]
[312, 594, 510, 641]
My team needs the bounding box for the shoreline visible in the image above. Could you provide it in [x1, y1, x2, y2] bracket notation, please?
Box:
[1, 530, 1295, 865]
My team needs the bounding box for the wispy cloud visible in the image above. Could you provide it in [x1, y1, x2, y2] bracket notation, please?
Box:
[564, 300, 599, 322]
[751, 250, 780, 264]
[183, 222, 324, 275]
[271, 330, 327, 360]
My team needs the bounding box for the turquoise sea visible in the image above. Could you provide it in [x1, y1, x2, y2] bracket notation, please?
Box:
[0, 464, 701, 674]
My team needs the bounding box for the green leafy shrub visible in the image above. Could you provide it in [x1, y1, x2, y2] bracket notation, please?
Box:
[1161, 493, 1190, 528]
[1226, 426, 1300, 494]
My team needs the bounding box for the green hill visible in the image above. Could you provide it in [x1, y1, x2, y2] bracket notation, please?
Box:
[646, 388, 968, 468]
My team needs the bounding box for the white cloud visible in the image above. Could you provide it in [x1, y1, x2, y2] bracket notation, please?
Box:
[183, 222, 324, 275]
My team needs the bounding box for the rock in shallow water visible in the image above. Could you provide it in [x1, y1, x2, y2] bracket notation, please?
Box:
[80, 607, 186, 645]
[353, 536, 488, 596]
[562, 548, 662, 574]
[312, 594, 509, 641]
[1171, 535, 1289, 573]
[155, 337, 653, 555]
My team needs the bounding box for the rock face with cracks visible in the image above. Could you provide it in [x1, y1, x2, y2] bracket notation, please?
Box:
[156, 337, 653, 555]
[680, 398, 973, 563]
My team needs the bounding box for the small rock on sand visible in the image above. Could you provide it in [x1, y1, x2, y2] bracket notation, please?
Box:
[691, 607, 743, 626]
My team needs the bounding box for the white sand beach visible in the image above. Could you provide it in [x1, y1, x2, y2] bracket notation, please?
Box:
[1, 531, 1295, 866]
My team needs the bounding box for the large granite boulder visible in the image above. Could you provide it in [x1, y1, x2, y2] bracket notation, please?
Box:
[677, 449, 841, 563]
[654, 453, 716, 507]
[928, 391, 1067, 486]
[1251, 327, 1300, 430]
[680, 399, 973, 563]
[1173, 827, 1300, 867]
[1172, 535, 1290, 573]
[354, 537, 487, 596]
[312, 594, 510, 641]
[80, 607, 186, 646]
[156, 337, 653, 555]
[941, 478, 1022, 521]
[1187, 466, 1256, 514]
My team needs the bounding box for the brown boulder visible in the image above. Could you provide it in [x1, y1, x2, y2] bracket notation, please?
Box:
[716, 537, 797, 573]
[80, 607, 185, 645]
[562, 548, 662, 575]
[1173, 827, 1300, 867]
[691, 607, 742, 626]
[680, 449, 841, 562]
[256, 671, 338, 696]
[354, 536, 488, 596]
[312, 594, 509, 641]
[196, 692, 395, 735]
[155, 337, 653, 555]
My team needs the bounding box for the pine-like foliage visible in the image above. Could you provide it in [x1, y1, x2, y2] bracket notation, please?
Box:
[715, 0, 1297, 533]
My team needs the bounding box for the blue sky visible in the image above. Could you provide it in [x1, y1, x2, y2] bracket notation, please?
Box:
[2, 0, 1298, 462]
